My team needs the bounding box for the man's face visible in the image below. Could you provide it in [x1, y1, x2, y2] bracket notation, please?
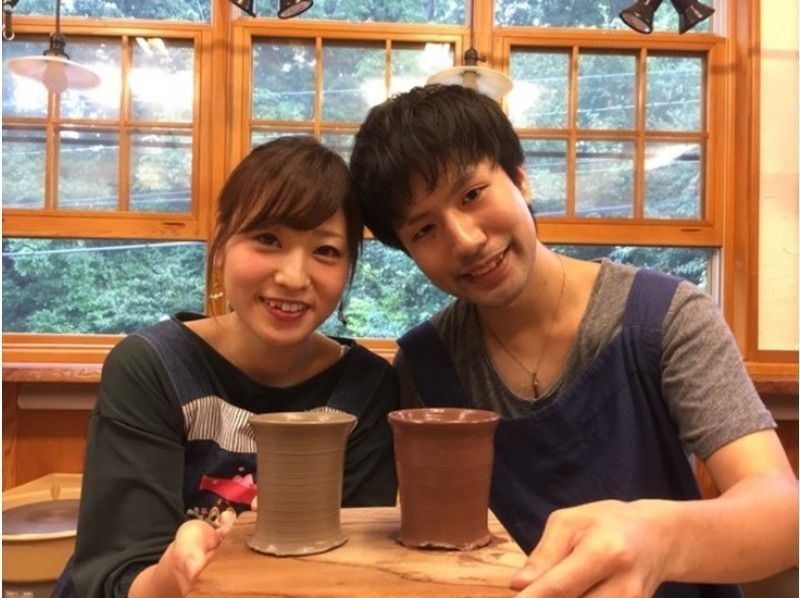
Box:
[395, 159, 538, 308]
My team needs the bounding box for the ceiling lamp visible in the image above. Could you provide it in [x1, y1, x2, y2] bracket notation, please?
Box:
[278, 0, 313, 18]
[619, 0, 714, 34]
[671, 0, 715, 34]
[5, 0, 100, 94]
[228, 0, 314, 18]
[426, 0, 512, 101]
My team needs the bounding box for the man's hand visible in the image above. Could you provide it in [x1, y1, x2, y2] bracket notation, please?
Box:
[129, 510, 236, 598]
[510, 500, 667, 597]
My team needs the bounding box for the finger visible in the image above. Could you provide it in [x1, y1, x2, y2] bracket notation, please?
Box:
[516, 535, 618, 598]
[184, 552, 203, 581]
[250, 495, 258, 511]
[511, 515, 580, 590]
[216, 510, 236, 538]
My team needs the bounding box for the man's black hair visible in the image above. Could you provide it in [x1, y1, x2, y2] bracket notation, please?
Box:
[350, 84, 525, 251]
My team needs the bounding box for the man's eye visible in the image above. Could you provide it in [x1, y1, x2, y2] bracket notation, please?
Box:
[464, 187, 484, 204]
[412, 224, 434, 241]
[316, 245, 342, 258]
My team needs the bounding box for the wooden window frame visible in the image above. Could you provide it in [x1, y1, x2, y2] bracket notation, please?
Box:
[2, 0, 796, 381]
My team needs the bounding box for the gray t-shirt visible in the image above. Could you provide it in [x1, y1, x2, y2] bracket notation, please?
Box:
[395, 260, 774, 460]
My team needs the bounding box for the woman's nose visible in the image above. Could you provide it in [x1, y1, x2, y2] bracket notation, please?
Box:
[273, 252, 311, 290]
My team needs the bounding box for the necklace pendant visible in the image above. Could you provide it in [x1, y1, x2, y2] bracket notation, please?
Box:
[532, 374, 540, 399]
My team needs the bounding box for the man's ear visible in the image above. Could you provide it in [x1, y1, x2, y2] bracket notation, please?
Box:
[516, 166, 532, 203]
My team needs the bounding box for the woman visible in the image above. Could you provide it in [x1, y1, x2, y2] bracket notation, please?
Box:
[56, 136, 398, 597]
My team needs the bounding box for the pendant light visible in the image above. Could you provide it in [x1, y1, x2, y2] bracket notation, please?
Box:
[228, 0, 313, 18]
[5, 0, 100, 93]
[426, 0, 512, 101]
[619, 0, 714, 34]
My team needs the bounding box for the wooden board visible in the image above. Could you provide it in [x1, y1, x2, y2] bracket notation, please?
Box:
[189, 507, 526, 597]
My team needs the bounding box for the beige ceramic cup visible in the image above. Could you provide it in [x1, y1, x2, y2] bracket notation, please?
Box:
[248, 410, 356, 556]
[388, 407, 500, 550]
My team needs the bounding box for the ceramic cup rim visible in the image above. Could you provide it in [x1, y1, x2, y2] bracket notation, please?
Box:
[250, 411, 356, 426]
[388, 407, 499, 425]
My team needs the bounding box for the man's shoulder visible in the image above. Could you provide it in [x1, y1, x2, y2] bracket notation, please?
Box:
[428, 298, 470, 333]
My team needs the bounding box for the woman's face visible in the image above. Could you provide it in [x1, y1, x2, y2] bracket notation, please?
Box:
[220, 209, 350, 347]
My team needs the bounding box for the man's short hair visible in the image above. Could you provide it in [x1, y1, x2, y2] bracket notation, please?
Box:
[350, 84, 525, 251]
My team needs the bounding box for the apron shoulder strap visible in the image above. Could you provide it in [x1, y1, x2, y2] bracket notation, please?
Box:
[623, 268, 682, 330]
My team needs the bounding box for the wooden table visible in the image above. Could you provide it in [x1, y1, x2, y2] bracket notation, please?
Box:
[189, 507, 526, 597]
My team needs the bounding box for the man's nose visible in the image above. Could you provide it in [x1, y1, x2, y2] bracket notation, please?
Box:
[445, 211, 487, 258]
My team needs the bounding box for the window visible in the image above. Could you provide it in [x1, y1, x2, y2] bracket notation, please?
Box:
[0, 1, 779, 367]
[1, 5, 219, 360]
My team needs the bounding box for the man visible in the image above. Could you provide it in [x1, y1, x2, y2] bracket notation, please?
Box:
[349, 84, 797, 597]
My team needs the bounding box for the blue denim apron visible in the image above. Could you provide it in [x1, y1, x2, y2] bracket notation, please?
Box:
[398, 269, 741, 598]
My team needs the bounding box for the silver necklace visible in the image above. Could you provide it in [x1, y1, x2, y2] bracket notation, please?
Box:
[483, 254, 566, 399]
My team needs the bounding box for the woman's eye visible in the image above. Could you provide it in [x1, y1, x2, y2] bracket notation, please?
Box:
[316, 245, 342, 259]
[254, 233, 279, 247]
[412, 224, 434, 241]
[464, 186, 484, 204]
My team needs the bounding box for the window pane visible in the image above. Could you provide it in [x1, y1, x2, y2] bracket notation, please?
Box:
[251, 129, 312, 148]
[252, 39, 315, 121]
[644, 142, 702, 219]
[130, 133, 192, 213]
[59, 38, 122, 120]
[3, 128, 46, 209]
[131, 39, 194, 122]
[495, 0, 712, 32]
[17, 0, 210, 21]
[320, 133, 354, 163]
[552, 245, 714, 292]
[578, 53, 635, 130]
[59, 130, 119, 210]
[575, 140, 634, 217]
[322, 43, 384, 122]
[509, 51, 569, 128]
[390, 43, 454, 96]
[646, 55, 703, 131]
[2, 238, 206, 334]
[2, 37, 49, 116]
[522, 138, 567, 216]
[269, 0, 463, 24]
[319, 240, 451, 338]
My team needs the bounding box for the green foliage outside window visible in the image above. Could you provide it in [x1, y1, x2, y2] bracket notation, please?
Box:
[2, 239, 206, 334]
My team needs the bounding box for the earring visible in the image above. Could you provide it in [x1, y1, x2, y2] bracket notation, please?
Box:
[208, 282, 224, 300]
[337, 301, 348, 327]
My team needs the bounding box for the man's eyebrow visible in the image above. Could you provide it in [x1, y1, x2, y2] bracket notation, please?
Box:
[402, 167, 477, 228]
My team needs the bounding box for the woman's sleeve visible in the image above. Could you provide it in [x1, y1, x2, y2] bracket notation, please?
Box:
[71, 335, 187, 598]
[341, 362, 399, 507]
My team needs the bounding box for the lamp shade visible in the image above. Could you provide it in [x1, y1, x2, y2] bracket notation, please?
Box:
[670, 0, 714, 34]
[230, 0, 256, 16]
[6, 54, 100, 93]
[619, 0, 664, 34]
[278, 0, 312, 18]
[427, 65, 513, 102]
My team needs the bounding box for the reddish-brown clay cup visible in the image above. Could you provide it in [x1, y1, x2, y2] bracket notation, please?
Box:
[248, 410, 356, 557]
[388, 408, 500, 550]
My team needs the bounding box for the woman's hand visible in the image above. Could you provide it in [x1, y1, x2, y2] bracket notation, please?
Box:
[129, 510, 236, 598]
